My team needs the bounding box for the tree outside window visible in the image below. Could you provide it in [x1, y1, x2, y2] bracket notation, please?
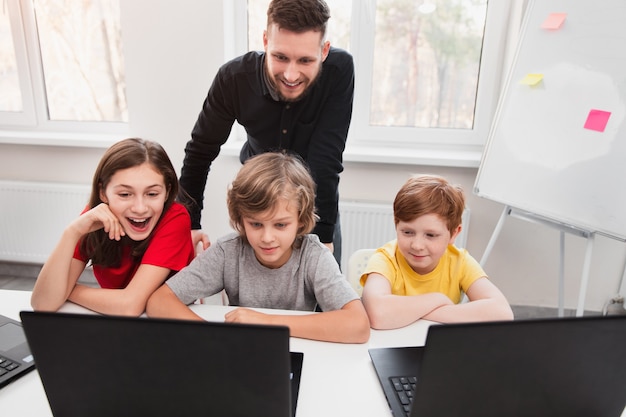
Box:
[0, 0, 127, 126]
[246, 0, 488, 132]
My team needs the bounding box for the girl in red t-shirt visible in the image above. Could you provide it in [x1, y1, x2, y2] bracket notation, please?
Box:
[31, 138, 194, 315]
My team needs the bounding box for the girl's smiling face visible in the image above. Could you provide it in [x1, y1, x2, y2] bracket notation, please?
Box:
[100, 163, 167, 241]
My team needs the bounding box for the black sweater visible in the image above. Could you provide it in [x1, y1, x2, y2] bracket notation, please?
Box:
[180, 47, 354, 243]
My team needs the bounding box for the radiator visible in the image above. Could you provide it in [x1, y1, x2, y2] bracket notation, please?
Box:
[0, 181, 91, 264]
[339, 200, 470, 268]
[339, 201, 396, 268]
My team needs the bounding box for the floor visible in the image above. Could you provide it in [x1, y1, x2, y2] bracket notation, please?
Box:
[0, 261, 98, 291]
[0, 261, 611, 319]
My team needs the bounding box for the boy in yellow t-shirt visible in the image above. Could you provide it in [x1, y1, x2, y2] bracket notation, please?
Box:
[360, 174, 514, 329]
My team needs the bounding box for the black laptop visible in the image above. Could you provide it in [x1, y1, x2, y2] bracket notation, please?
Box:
[0, 313, 35, 388]
[369, 315, 626, 417]
[20, 311, 303, 417]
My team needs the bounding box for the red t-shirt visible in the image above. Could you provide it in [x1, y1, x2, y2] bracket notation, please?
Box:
[73, 202, 194, 289]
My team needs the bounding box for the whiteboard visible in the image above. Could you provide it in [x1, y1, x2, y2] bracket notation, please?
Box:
[474, 0, 626, 241]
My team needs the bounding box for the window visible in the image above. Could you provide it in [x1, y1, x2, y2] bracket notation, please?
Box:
[237, 0, 512, 166]
[0, 0, 128, 142]
[246, 0, 352, 51]
[369, 0, 486, 130]
[0, 8, 22, 113]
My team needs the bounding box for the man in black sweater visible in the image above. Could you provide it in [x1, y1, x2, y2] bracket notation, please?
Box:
[180, 0, 354, 266]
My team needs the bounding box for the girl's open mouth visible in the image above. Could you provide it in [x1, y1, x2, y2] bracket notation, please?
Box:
[128, 217, 151, 231]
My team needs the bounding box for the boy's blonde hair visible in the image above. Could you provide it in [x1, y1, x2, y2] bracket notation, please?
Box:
[393, 174, 465, 234]
[227, 152, 319, 240]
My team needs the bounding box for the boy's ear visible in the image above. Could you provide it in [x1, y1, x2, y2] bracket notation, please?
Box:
[449, 224, 462, 244]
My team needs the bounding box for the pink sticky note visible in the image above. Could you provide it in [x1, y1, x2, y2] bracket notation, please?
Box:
[583, 109, 611, 132]
[541, 13, 567, 30]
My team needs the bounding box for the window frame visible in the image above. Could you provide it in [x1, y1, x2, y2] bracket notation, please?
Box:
[0, 0, 128, 148]
[227, 0, 514, 167]
[1, 0, 36, 126]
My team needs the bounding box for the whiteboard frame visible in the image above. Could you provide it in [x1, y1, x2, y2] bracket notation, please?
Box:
[474, 0, 626, 242]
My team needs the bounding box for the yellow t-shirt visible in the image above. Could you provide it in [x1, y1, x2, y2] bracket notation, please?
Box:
[359, 240, 486, 304]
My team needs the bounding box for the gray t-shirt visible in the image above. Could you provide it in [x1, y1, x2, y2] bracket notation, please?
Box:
[166, 233, 358, 312]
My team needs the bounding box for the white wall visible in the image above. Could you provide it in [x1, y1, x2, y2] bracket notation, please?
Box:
[0, 0, 624, 312]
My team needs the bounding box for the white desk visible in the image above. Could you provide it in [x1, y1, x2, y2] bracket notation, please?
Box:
[4, 290, 624, 417]
[0, 289, 432, 417]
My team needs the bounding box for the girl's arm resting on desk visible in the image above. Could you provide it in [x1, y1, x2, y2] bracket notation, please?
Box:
[31, 228, 87, 311]
[361, 273, 454, 330]
[31, 204, 125, 311]
[422, 277, 514, 323]
[224, 299, 371, 344]
[146, 284, 205, 321]
[67, 264, 172, 316]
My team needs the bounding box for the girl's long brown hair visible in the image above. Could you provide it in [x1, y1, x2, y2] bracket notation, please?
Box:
[79, 138, 179, 267]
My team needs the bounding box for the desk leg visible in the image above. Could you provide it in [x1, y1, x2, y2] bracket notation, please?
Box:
[558, 231, 565, 317]
[576, 233, 595, 317]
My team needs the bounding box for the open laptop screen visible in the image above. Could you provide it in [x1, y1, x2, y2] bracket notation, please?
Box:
[370, 316, 626, 417]
[20, 311, 302, 417]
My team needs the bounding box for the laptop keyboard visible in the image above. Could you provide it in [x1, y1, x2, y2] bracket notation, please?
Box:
[0, 355, 20, 377]
[390, 375, 417, 416]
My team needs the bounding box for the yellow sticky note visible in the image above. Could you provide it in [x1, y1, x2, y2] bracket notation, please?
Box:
[520, 73, 544, 86]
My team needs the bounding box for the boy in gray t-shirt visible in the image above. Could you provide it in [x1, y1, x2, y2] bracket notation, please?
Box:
[147, 152, 370, 344]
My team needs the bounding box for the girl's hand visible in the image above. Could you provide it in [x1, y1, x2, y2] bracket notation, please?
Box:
[71, 203, 126, 240]
[191, 229, 211, 257]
